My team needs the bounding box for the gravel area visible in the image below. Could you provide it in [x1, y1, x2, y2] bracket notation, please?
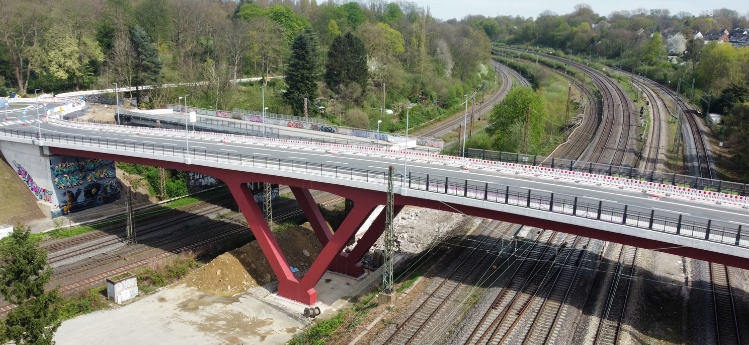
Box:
[619, 250, 686, 345]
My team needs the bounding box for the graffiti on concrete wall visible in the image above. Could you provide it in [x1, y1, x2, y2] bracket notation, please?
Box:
[247, 182, 280, 203]
[49, 157, 120, 215]
[12, 161, 54, 203]
[188, 172, 217, 192]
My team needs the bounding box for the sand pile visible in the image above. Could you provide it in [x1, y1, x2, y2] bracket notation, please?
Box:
[185, 223, 323, 296]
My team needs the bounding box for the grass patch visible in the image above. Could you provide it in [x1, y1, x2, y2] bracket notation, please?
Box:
[396, 274, 422, 293]
[59, 286, 110, 321]
[289, 291, 380, 345]
[134, 254, 200, 293]
[12, 187, 232, 244]
[163, 186, 229, 209]
[272, 221, 299, 233]
[55, 253, 204, 321]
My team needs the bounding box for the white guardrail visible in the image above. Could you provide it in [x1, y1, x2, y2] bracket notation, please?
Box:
[49, 119, 749, 209]
[6, 96, 85, 118]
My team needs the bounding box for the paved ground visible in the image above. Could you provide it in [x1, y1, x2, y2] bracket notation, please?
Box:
[55, 268, 384, 344]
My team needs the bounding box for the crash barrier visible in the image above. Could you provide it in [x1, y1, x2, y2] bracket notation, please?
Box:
[38, 119, 749, 209]
[3, 123, 748, 250]
[467, 148, 746, 197]
[165, 104, 444, 148]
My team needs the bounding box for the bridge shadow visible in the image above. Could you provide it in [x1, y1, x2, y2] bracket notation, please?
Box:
[389, 229, 749, 344]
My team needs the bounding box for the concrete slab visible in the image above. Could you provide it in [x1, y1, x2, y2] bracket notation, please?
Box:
[54, 285, 306, 345]
[54, 267, 387, 344]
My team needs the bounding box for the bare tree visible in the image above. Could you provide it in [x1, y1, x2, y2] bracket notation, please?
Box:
[109, 31, 136, 98]
[219, 19, 254, 80]
[0, 0, 49, 93]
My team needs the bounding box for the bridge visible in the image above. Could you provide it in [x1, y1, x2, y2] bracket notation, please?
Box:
[2, 111, 749, 305]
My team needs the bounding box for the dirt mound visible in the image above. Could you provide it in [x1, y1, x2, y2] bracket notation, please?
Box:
[117, 169, 157, 204]
[185, 224, 323, 296]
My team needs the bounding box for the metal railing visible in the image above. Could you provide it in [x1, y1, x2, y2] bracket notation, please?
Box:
[467, 148, 748, 196]
[2, 127, 746, 250]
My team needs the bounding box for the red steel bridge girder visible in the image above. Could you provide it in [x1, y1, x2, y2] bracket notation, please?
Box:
[330, 205, 404, 277]
[290, 186, 333, 246]
[222, 176, 380, 305]
[47, 148, 749, 305]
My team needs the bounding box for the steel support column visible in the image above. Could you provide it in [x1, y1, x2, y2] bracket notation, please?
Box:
[225, 177, 380, 304]
[329, 205, 404, 277]
[290, 187, 333, 245]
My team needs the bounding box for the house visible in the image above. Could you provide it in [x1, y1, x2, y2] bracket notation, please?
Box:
[693, 31, 703, 40]
[704, 29, 731, 43]
[729, 28, 749, 46]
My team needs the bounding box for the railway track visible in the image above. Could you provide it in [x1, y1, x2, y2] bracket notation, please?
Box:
[376, 221, 516, 345]
[464, 230, 563, 344]
[652, 81, 715, 178]
[0, 189, 345, 315]
[500, 48, 637, 166]
[415, 60, 529, 139]
[492, 50, 601, 161]
[592, 245, 638, 345]
[520, 238, 601, 345]
[709, 262, 742, 345]
[631, 77, 666, 171]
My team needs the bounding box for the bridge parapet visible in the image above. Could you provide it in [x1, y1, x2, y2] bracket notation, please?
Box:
[41, 119, 749, 209]
[3, 121, 748, 258]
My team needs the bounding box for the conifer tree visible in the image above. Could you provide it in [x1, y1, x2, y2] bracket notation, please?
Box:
[284, 29, 320, 116]
[130, 25, 162, 106]
[0, 225, 62, 345]
[325, 32, 368, 97]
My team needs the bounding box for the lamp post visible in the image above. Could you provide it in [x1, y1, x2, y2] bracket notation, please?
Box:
[376, 119, 382, 148]
[179, 95, 190, 155]
[404, 104, 417, 188]
[113, 83, 120, 124]
[261, 85, 266, 137]
[462, 94, 468, 157]
[34, 89, 40, 140]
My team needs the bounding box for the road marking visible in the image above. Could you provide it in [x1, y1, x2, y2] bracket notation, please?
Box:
[27, 125, 749, 221]
[652, 208, 688, 215]
[288, 157, 307, 160]
[328, 161, 347, 164]
[219, 149, 236, 152]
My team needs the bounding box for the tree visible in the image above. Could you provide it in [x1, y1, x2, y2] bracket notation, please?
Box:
[695, 41, 739, 93]
[641, 32, 664, 65]
[284, 30, 320, 116]
[0, 225, 62, 344]
[343, 108, 369, 128]
[486, 87, 547, 153]
[356, 22, 404, 67]
[129, 25, 162, 105]
[684, 37, 703, 71]
[666, 32, 686, 55]
[135, 0, 172, 44]
[0, 1, 48, 94]
[340, 2, 367, 30]
[381, 3, 403, 24]
[325, 32, 368, 97]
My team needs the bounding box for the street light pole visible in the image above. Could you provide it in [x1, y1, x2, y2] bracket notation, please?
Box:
[184, 94, 189, 154]
[262, 86, 266, 137]
[462, 94, 468, 157]
[404, 104, 416, 188]
[113, 83, 120, 124]
[34, 89, 40, 140]
[376, 119, 382, 148]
